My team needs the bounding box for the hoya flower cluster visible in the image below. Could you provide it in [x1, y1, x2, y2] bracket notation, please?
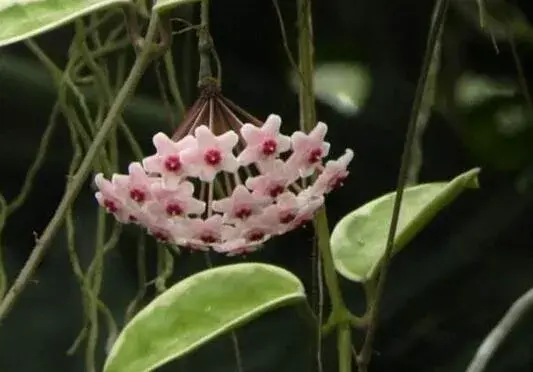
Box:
[94, 90, 353, 255]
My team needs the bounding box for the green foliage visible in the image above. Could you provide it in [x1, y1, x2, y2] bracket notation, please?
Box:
[152, 0, 200, 14]
[330, 168, 480, 283]
[103, 263, 306, 372]
[0, 0, 132, 47]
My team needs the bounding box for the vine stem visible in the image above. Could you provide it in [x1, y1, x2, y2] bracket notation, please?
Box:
[197, 0, 214, 87]
[465, 287, 533, 372]
[356, 0, 449, 370]
[296, 0, 353, 371]
[0, 14, 162, 321]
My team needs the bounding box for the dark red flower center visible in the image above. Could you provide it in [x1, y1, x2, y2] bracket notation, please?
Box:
[269, 185, 285, 198]
[280, 212, 296, 224]
[329, 175, 347, 190]
[153, 231, 169, 242]
[129, 188, 146, 203]
[166, 203, 183, 216]
[200, 233, 218, 243]
[204, 149, 222, 166]
[235, 207, 252, 220]
[247, 230, 265, 242]
[261, 139, 277, 156]
[103, 199, 118, 213]
[164, 155, 181, 172]
[308, 148, 323, 164]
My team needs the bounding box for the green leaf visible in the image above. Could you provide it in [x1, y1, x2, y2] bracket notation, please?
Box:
[330, 168, 481, 283]
[455, 73, 517, 109]
[298, 62, 372, 116]
[0, 0, 132, 48]
[152, 0, 200, 14]
[103, 263, 306, 372]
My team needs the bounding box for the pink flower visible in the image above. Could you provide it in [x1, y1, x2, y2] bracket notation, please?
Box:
[212, 239, 262, 256]
[212, 185, 269, 222]
[287, 122, 330, 177]
[289, 191, 325, 229]
[146, 219, 176, 244]
[262, 192, 299, 232]
[237, 114, 291, 168]
[180, 126, 239, 182]
[143, 133, 197, 187]
[94, 173, 131, 223]
[184, 215, 233, 246]
[94, 86, 354, 255]
[112, 162, 157, 205]
[245, 160, 298, 198]
[231, 214, 274, 244]
[148, 181, 206, 218]
[311, 149, 354, 195]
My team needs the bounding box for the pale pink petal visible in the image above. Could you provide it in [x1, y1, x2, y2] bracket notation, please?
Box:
[240, 124, 263, 145]
[212, 238, 262, 256]
[142, 155, 162, 174]
[311, 149, 354, 195]
[262, 114, 282, 135]
[152, 132, 176, 154]
[175, 135, 197, 151]
[236, 146, 257, 166]
[220, 154, 239, 173]
[194, 125, 218, 148]
[217, 130, 239, 151]
[277, 134, 291, 153]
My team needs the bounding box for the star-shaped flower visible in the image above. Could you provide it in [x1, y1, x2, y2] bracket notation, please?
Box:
[287, 122, 330, 177]
[211, 184, 269, 222]
[111, 162, 157, 205]
[180, 126, 240, 182]
[311, 149, 354, 196]
[94, 173, 131, 223]
[262, 191, 300, 233]
[237, 114, 291, 169]
[288, 191, 325, 230]
[245, 160, 298, 198]
[212, 238, 262, 256]
[231, 214, 274, 244]
[185, 215, 234, 246]
[142, 133, 197, 188]
[148, 180, 206, 218]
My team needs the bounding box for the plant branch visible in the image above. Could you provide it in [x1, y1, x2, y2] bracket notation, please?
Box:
[466, 287, 533, 372]
[356, 0, 449, 370]
[296, 0, 353, 371]
[197, 0, 215, 87]
[0, 14, 163, 321]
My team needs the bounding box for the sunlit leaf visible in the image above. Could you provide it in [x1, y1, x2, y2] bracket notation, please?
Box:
[330, 168, 480, 283]
[152, 0, 200, 14]
[0, 0, 132, 47]
[455, 73, 517, 108]
[290, 62, 371, 116]
[103, 263, 306, 372]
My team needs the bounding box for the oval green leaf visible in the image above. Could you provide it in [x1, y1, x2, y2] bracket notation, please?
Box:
[153, 0, 200, 14]
[103, 263, 306, 372]
[0, 0, 132, 48]
[330, 168, 481, 283]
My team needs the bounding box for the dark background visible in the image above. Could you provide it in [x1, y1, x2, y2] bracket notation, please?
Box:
[0, 0, 533, 371]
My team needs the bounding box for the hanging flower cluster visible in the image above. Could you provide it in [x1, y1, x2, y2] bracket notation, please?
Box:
[94, 86, 353, 255]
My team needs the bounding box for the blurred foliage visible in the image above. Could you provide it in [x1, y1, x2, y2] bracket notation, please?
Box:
[0, 0, 533, 371]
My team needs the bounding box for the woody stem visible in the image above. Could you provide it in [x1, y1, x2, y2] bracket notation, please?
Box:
[197, 0, 214, 87]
